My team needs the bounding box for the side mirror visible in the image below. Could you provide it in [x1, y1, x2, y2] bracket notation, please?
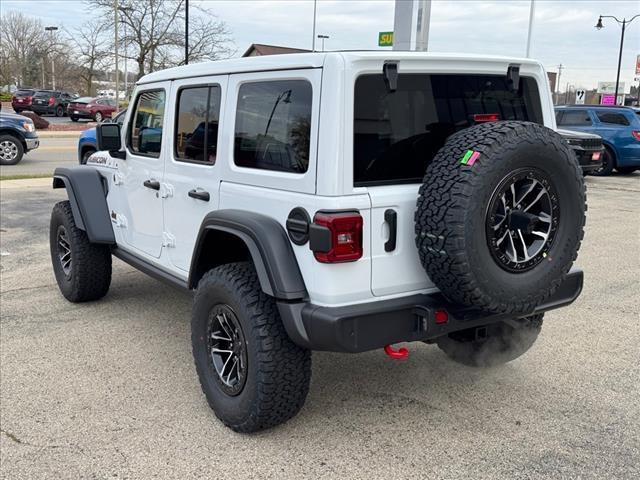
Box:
[96, 123, 124, 157]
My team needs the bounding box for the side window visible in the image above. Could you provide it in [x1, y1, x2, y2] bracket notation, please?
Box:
[596, 112, 629, 126]
[175, 85, 221, 164]
[234, 80, 312, 173]
[128, 89, 166, 158]
[555, 111, 563, 124]
[558, 110, 592, 126]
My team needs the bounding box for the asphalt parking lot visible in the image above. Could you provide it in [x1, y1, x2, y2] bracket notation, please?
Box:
[0, 136, 79, 178]
[0, 174, 639, 479]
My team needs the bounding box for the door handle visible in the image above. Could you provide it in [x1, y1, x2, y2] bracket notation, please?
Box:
[188, 189, 210, 202]
[143, 179, 160, 190]
[384, 209, 397, 252]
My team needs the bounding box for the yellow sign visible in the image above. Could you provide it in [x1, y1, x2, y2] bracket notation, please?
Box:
[378, 32, 393, 47]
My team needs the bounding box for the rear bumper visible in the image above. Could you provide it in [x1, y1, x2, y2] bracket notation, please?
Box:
[279, 269, 583, 353]
[31, 105, 55, 115]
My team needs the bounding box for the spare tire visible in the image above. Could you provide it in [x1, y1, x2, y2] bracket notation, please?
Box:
[415, 121, 585, 314]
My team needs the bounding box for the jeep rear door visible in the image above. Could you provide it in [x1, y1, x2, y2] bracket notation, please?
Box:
[354, 72, 545, 296]
[162, 75, 228, 272]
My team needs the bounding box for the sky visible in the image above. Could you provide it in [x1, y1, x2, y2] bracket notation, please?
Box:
[2, 0, 639, 91]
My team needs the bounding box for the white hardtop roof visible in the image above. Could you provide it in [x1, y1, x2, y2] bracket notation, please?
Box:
[137, 51, 543, 85]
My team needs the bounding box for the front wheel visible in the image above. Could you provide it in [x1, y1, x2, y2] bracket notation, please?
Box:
[81, 149, 96, 165]
[436, 314, 543, 367]
[50, 201, 112, 302]
[0, 135, 24, 165]
[616, 166, 637, 174]
[191, 262, 311, 433]
[591, 147, 615, 176]
[70, 116, 78, 122]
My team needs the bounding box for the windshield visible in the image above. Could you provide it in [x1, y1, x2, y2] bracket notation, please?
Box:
[73, 97, 94, 104]
[353, 74, 543, 186]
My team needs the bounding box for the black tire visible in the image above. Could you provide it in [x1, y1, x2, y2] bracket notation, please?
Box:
[415, 121, 585, 315]
[616, 166, 637, 174]
[81, 148, 96, 165]
[591, 146, 615, 176]
[13, 109, 22, 114]
[192, 262, 311, 433]
[94, 111, 103, 123]
[50, 201, 112, 302]
[55, 105, 64, 117]
[436, 314, 543, 367]
[0, 134, 24, 165]
[70, 116, 79, 122]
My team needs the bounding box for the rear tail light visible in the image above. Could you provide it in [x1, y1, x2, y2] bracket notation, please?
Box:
[48, 96, 55, 106]
[311, 211, 363, 263]
[632, 131, 640, 141]
[473, 113, 500, 123]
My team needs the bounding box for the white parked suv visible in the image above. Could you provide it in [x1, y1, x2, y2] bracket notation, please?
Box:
[49, 52, 586, 432]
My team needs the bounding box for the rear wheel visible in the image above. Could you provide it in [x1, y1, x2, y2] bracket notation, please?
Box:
[70, 116, 79, 122]
[591, 146, 615, 176]
[192, 262, 311, 433]
[437, 314, 543, 367]
[55, 105, 64, 117]
[0, 135, 24, 165]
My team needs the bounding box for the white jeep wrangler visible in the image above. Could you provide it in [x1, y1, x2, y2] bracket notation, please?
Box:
[49, 52, 585, 433]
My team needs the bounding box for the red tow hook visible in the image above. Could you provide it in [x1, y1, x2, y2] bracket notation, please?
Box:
[384, 344, 409, 360]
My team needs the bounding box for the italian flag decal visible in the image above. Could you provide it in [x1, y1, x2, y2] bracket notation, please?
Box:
[460, 150, 480, 166]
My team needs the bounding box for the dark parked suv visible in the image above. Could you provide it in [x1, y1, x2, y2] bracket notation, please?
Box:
[30, 90, 75, 117]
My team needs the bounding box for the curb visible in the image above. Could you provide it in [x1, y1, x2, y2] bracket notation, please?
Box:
[38, 131, 83, 138]
[0, 177, 52, 189]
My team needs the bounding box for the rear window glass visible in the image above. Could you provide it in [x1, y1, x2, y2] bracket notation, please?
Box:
[73, 97, 93, 103]
[353, 74, 543, 186]
[15, 90, 34, 96]
[234, 80, 312, 173]
[175, 86, 221, 164]
[596, 112, 629, 126]
[557, 110, 592, 126]
[34, 91, 54, 98]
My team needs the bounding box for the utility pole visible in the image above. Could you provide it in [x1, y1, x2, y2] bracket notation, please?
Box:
[185, 0, 189, 65]
[114, 0, 119, 107]
[525, 0, 536, 57]
[555, 63, 563, 105]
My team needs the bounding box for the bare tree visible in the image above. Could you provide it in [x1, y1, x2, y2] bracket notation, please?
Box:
[89, 0, 234, 79]
[0, 11, 50, 87]
[67, 21, 110, 95]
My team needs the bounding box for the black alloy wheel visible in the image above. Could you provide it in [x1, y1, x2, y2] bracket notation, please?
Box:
[486, 168, 559, 273]
[56, 225, 72, 279]
[207, 304, 248, 396]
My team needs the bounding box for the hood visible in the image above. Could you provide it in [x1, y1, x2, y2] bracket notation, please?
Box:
[557, 128, 602, 140]
[0, 111, 33, 122]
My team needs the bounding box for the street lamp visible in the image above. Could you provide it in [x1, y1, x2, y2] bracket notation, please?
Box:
[317, 34, 329, 52]
[118, 5, 133, 99]
[44, 26, 58, 89]
[595, 14, 640, 105]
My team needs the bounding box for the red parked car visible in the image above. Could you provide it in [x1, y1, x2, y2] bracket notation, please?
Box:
[67, 97, 118, 123]
[11, 89, 38, 113]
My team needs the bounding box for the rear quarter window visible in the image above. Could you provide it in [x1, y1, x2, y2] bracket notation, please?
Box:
[557, 110, 592, 126]
[596, 112, 630, 126]
[353, 74, 543, 186]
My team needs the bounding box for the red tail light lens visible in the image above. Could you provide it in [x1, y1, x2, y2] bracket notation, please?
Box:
[48, 96, 55, 106]
[632, 131, 640, 141]
[473, 113, 500, 123]
[312, 211, 363, 263]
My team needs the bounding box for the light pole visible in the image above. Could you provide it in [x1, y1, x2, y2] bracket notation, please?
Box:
[595, 14, 640, 105]
[317, 34, 329, 52]
[185, 0, 189, 65]
[118, 5, 133, 99]
[113, 0, 120, 107]
[311, 0, 317, 51]
[44, 26, 58, 89]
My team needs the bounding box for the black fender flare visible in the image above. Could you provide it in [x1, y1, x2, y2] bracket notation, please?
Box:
[189, 210, 307, 301]
[52, 166, 115, 244]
